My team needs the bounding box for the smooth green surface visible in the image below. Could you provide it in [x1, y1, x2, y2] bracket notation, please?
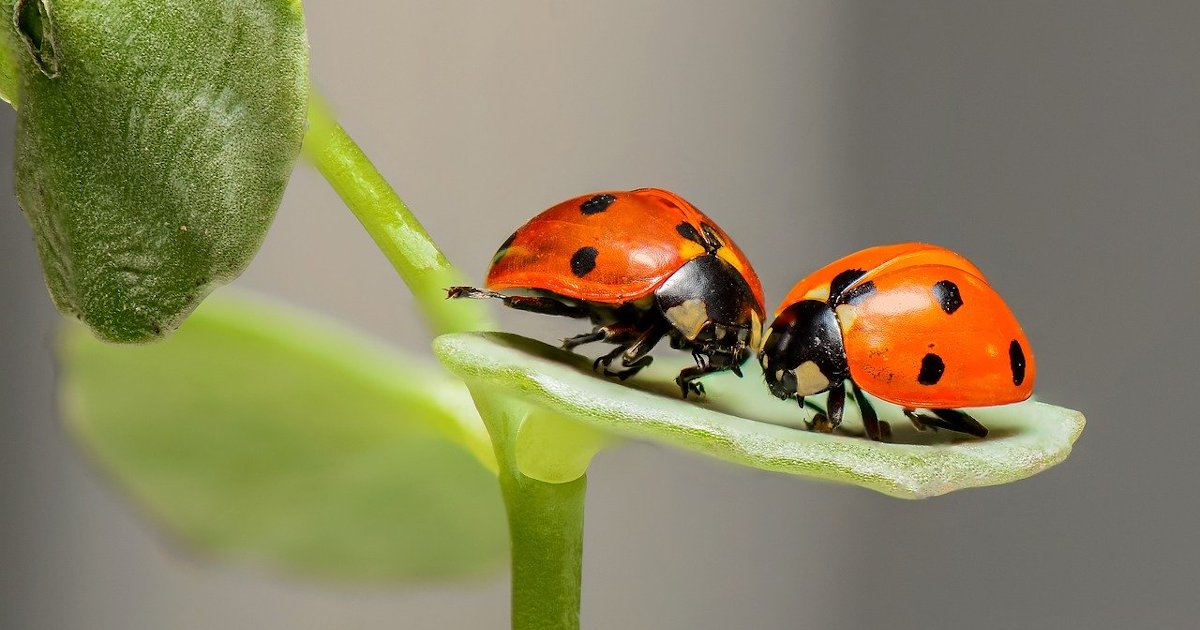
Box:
[471, 391, 585, 630]
[515, 409, 612, 484]
[0, 3, 16, 105]
[303, 98, 493, 336]
[436, 332, 1086, 499]
[14, 0, 309, 342]
[61, 294, 507, 582]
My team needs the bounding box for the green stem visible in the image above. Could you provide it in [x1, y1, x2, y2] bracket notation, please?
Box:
[503, 467, 586, 630]
[474, 390, 585, 630]
[302, 98, 492, 335]
[307, 99, 585, 629]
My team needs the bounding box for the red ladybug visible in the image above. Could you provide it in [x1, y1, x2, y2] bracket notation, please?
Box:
[449, 188, 765, 397]
[758, 243, 1035, 440]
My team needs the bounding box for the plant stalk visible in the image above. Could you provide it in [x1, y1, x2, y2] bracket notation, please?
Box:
[308, 99, 586, 629]
[302, 98, 492, 336]
[501, 465, 586, 630]
[474, 389, 586, 630]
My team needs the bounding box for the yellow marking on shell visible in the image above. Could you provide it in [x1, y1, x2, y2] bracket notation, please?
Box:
[803, 283, 832, 302]
[664, 299, 710, 340]
[717, 248, 747, 274]
[492, 244, 532, 269]
[749, 310, 763, 351]
[678, 240, 706, 261]
[794, 360, 831, 396]
[834, 303, 858, 332]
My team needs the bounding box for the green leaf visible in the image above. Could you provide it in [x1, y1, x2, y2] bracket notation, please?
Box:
[61, 293, 507, 582]
[434, 332, 1086, 499]
[13, 0, 309, 342]
[0, 5, 17, 106]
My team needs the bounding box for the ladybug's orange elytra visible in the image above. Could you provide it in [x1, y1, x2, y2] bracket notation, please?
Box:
[486, 188, 764, 307]
[759, 243, 1035, 440]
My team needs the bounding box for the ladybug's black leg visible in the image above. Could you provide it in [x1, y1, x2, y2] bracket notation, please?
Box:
[903, 408, 930, 431]
[903, 408, 988, 438]
[591, 322, 668, 380]
[608, 355, 654, 380]
[566, 322, 642, 352]
[847, 380, 884, 441]
[674, 347, 720, 398]
[674, 365, 712, 398]
[610, 325, 667, 379]
[825, 383, 846, 432]
[929, 409, 989, 438]
[561, 329, 607, 351]
[446, 287, 590, 318]
[592, 345, 626, 371]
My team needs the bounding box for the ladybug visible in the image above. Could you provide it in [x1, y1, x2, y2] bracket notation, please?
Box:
[448, 188, 765, 397]
[758, 243, 1035, 440]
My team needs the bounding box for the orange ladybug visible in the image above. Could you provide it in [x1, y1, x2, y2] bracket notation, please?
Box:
[758, 243, 1035, 440]
[449, 188, 765, 397]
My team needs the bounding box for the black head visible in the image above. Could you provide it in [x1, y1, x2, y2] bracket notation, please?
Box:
[759, 300, 849, 400]
[654, 255, 764, 373]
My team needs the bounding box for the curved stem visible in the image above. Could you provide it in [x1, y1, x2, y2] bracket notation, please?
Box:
[302, 98, 492, 335]
[307, 99, 585, 629]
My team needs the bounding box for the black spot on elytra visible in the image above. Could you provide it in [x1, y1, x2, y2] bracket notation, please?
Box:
[1009, 339, 1026, 386]
[932, 279, 964, 314]
[829, 269, 866, 303]
[580, 194, 616, 215]
[491, 231, 518, 265]
[570, 246, 599, 277]
[840, 280, 876, 305]
[676, 222, 705, 246]
[918, 353, 945, 385]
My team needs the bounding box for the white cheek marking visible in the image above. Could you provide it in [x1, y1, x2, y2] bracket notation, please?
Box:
[794, 360, 831, 395]
[665, 299, 710, 340]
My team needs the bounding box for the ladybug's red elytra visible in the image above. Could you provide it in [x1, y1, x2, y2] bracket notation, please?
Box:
[759, 243, 1036, 440]
[448, 188, 765, 397]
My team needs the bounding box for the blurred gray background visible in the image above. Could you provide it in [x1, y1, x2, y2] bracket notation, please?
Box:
[3, 1, 1198, 628]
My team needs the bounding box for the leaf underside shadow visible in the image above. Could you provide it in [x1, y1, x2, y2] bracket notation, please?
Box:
[435, 332, 1085, 499]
